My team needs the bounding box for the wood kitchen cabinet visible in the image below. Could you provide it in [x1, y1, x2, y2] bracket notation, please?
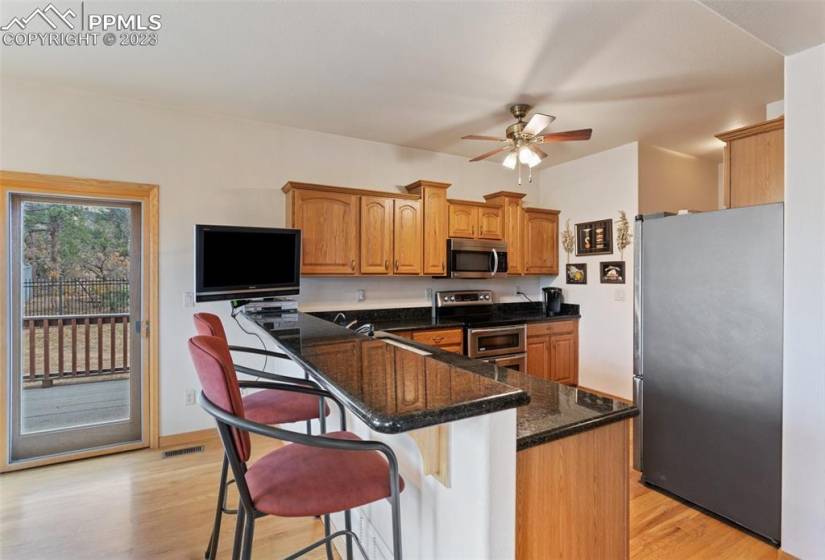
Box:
[716, 116, 784, 208]
[525, 320, 578, 385]
[412, 327, 463, 354]
[284, 183, 360, 275]
[405, 181, 450, 276]
[485, 191, 526, 274]
[448, 201, 503, 240]
[448, 203, 478, 238]
[523, 208, 559, 275]
[393, 199, 422, 274]
[360, 196, 394, 274]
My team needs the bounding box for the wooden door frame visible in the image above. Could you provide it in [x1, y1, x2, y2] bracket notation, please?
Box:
[0, 170, 159, 472]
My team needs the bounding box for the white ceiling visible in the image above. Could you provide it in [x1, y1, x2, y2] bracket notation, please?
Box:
[0, 1, 784, 167]
[700, 0, 825, 56]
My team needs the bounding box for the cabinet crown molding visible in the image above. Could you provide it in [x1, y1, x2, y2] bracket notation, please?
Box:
[447, 198, 503, 208]
[523, 207, 560, 215]
[715, 116, 784, 142]
[484, 191, 527, 200]
[404, 180, 451, 191]
[282, 181, 419, 200]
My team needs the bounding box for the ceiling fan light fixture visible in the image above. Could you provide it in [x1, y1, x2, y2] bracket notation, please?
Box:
[519, 146, 541, 167]
[502, 152, 517, 169]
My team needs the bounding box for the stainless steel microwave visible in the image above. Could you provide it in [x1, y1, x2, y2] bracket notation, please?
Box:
[446, 239, 508, 278]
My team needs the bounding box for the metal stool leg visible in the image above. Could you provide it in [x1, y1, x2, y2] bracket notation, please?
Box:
[205, 455, 230, 559]
[240, 508, 255, 560]
[232, 507, 245, 560]
[390, 466, 403, 559]
[323, 514, 334, 559]
[344, 510, 354, 560]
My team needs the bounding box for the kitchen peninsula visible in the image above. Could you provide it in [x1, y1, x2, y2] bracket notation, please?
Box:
[248, 311, 637, 560]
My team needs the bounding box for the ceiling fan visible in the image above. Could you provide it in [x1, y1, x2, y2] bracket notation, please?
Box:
[462, 104, 593, 184]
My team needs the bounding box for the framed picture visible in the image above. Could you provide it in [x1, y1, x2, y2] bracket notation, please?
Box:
[566, 263, 587, 284]
[600, 261, 625, 284]
[576, 219, 613, 256]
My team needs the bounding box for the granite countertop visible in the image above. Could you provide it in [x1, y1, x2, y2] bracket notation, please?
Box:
[380, 335, 638, 450]
[247, 309, 637, 450]
[246, 312, 530, 434]
[310, 302, 581, 332]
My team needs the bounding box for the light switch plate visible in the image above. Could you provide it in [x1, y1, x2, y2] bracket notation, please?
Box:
[356, 289, 366, 302]
[614, 288, 626, 302]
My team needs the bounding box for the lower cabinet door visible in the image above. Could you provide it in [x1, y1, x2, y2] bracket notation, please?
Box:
[549, 332, 578, 385]
[526, 335, 551, 380]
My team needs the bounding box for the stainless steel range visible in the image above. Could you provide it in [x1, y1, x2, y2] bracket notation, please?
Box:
[433, 290, 527, 371]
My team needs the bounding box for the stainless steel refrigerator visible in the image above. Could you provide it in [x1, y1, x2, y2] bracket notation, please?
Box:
[633, 204, 783, 544]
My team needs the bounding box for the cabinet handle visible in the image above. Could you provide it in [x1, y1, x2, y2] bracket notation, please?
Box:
[395, 259, 399, 271]
[433, 336, 444, 344]
[385, 259, 389, 270]
[351, 259, 355, 270]
[442, 261, 445, 272]
[472, 225, 475, 236]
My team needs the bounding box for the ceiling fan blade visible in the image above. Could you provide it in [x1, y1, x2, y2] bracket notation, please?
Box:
[523, 113, 556, 136]
[469, 146, 510, 162]
[462, 134, 506, 141]
[528, 144, 548, 160]
[539, 128, 593, 143]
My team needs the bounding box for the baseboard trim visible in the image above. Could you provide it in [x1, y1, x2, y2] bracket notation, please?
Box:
[158, 428, 217, 449]
[778, 550, 799, 560]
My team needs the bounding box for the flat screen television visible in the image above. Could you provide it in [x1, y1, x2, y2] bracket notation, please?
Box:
[195, 225, 300, 302]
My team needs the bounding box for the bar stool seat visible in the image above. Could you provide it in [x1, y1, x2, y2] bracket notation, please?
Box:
[243, 389, 329, 426]
[246, 431, 405, 517]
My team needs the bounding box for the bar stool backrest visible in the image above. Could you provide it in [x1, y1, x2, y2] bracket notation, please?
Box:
[193, 312, 228, 341]
[188, 335, 251, 461]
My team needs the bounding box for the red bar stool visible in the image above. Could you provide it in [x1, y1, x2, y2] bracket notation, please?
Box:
[193, 313, 332, 559]
[188, 334, 404, 560]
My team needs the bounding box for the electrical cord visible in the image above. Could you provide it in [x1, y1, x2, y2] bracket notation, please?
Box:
[516, 291, 533, 302]
[231, 305, 268, 374]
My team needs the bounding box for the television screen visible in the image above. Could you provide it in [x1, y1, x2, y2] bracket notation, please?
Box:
[195, 225, 300, 302]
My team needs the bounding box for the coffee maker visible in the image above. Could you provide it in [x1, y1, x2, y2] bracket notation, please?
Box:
[542, 287, 563, 316]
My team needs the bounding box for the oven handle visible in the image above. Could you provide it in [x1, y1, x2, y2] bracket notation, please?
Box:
[491, 249, 499, 276]
[467, 325, 526, 336]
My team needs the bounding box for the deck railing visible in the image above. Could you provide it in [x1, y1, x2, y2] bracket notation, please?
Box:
[22, 314, 130, 388]
[23, 278, 129, 316]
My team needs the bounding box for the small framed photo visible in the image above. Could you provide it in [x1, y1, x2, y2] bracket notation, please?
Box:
[566, 263, 587, 284]
[576, 219, 613, 256]
[600, 261, 625, 284]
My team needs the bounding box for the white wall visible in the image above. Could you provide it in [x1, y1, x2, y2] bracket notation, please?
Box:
[766, 99, 785, 119]
[782, 43, 825, 559]
[638, 143, 719, 214]
[0, 78, 540, 436]
[538, 143, 639, 399]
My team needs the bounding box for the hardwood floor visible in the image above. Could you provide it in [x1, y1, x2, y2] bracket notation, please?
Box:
[0, 433, 781, 559]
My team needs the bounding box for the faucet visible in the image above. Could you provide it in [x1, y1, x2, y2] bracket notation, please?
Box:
[345, 319, 358, 329]
[353, 323, 374, 336]
[333, 312, 347, 325]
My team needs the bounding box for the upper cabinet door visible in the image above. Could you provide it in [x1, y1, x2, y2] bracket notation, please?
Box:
[524, 210, 559, 275]
[360, 196, 394, 274]
[717, 117, 784, 209]
[478, 206, 504, 240]
[292, 189, 359, 274]
[448, 203, 478, 238]
[421, 187, 448, 275]
[393, 199, 422, 275]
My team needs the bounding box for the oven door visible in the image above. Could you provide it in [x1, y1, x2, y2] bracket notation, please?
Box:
[484, 353, 527, 372]
[448, 239, 508, 279]
[467, 325, 526, 358]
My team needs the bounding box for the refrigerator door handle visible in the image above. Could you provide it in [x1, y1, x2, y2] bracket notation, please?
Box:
[633, 376, 643, 471]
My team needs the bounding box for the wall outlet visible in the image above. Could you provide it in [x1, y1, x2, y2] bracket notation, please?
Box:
[356, 289, 366, 302]
[614, 288, 626, 302]
[515, 285, 523, 295]
[183, 291, 194, 308]
[425, 288, 433, 300]
[185, 388, 196, 406]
